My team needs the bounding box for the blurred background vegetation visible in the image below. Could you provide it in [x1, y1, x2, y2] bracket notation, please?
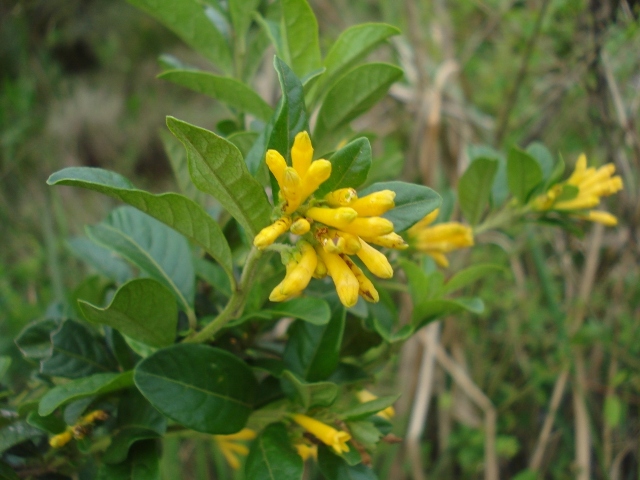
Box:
[1, 0, 639, 478]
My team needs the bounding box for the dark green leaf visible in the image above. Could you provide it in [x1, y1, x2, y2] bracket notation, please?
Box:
[39, 371, 134, 416]
[159, 71, 272, 121]
[64, 397, 96, 425]
[346, 421, 382, 449]
[317, 445, 377, 480]
[97, 440, 160, 480]
[443, 264, 505, 294]
[15, 319, 59, 360]
[26, 411, 66, 434]
[134, 344, 257, 434]
[358, 181, 442, 232]
[193, 256, 232, 298]
[126, 0, 232, 73]
[316, 137, 372, 197]
[0, 421, 43, 453]
[166, 116, 271, 237]
[236, 297, 331, 326]
[458, 158, 498, 225]
[0, 461, 19, 480]
[67, 236, 133, 284]
[0, 356, 10, 380]
[106, 328, 140, 371]
[341, 394, 400, 421]
[48, 168, 232, 285]
[281, 0, 321, 78]
[281, 370, 338, 409]
[283, 301, 345, 382]
[86, 206, 195, 311]
[79, 279, 177, 348]
[245, 422, 303, 480]
[412, 298, 484, 330]
[40, 320, 116, 379]
[507, 147, 543, 204]
[229, 0, 260, 47]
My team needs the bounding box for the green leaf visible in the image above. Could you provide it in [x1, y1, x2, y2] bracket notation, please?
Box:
[315, 63, 402, 150]
[39, 371, 134, 416]
[236, 297, 331, 326]
[412, 298, 484, 330]
[281, 0, 321, 78]
[86, 206, 195, 311]
[228, 131, 260, 159]
[78, 279, 177, 348]
[318, 445, 377, 480]
[97, 440, 160, 480]
[507, 147, 543, 204]
[281, 370, 339, 409]
[160, 130, 208, 207]
[48, 167, 233, 285]
[313, 23, 400, 103]
[443, 264, 505, 294]
[347, 421, 382, 449]
[134, 344, 257, 434]
[545, 154, 566, 189]
[399, 259, 431, 305]
[126, 0, 232, 73]
[341, 394, 400, 421]
[229, 0, 260, 48]
[15, 319, 59, 360]
[166, 116, 271, 237]
[358, 181, 442, 232]
[0, 356, 10, 380]
[555, 184, 579, 203]
[67, 236, 133, 284]
[526, 142, 554, 179]
[245, 422, 304, 480]
[268, 57, 310, 163]
[0, 421, 43, 453]
[283, 300, 346, 382]
[458, 158, 499, 225]
[40, 320, 116, 379]
[316, 137, 372, 197]
[26, 410, 66, 434]
[158, 70, 272, 121]
[0, 461, 19, 480]
[193, 256, 232, 298]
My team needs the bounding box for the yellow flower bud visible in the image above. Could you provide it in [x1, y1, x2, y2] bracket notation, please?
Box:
[355, 239, 393, 278]
[269, 241, 317, 301]
[290, 218, 311, 235]
[322, 234, 347, 254]
[410, 209, 440, 231]
[350, 190, 396, 217]
[553, 195, 600, 211]
[306, 207, 358, 229]
[316, 247, 359, 307]
[342, 255, 379, 303]
[356, 390, 396, 420]
[313, 255, 328, 279]
[266, 150, 287, 188]
[219, 428, 257, 442]
[361, 232, 408, 250]
[253, 217, 292, 249]
[81, 410, 109, 424]
[298, 160, 332, 201]
[291, 414, 351, 455]
[295, 443, 318, 461]
[324, 188, 357, 207]
[578, 210, 618, 226]
[49, 430, 73, 448]
[291, 131, 313, 177]
[334, 231, 362, 255]
[214, 429, 255, 470]
[338, 216, 394, 237]
[282, 167, 303, 214]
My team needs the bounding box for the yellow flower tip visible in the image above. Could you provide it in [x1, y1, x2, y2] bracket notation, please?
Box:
[220, 428, 257, 441]
[298, 160, 332, 201]
[49, 431, 73, 448]
[253, 217, 292, 249]
[316, 247, 359, 307]
[295, 443, 318, 462]
[292, 131, 313, 176]
[290, 218, 311, 235]
[410, 209, 440, 233]
[324, 188, 358, 207]
[583, 210, 618, 226]
[339, 216, 394, 237]
[81, 410, 109, 424]
[361, 232, 408, 250]
[266, 150, 287, 185]
[428, 252, 450, 268]
[350, 190, 396, 217]
[356, 239, 393, 279]
[291, 414, 351, 455]
[306, 207, 358, 228]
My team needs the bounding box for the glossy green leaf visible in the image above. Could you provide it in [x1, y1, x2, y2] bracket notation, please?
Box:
[281, 370, 339, 409]
[15, 319, 59, 360]
[507, 146, 543, 204]
[48, 167, 232, 284]
[166, 116, 271, 237]
[39, 371, 134, 416]
[79, 279, 177, 348]
[412, 298, 484, 330]
[86, 206, 195, 311]
[316, 137, 372, 196]
[318, 445, 377, 480]
[126, 0, 232, 73]
[315, 63, 402, 149]
[458, 158, 499, 225]
[40, 320, 116, 379]
[97, 440, 160, 480]
[26, 410, 66, 434]
[159, 70, 272, 121]
[443, 264, 505, 294]
[281, 0, 321, 78]
[134, 344, 257, 434]
[245, 422, 303, 480]
[341, 394, 400, 421]
[283, 300, 345, 382]
[358, 181, 442, 232]
[67, 236, 133, 284]
[0, 421, 43, 453]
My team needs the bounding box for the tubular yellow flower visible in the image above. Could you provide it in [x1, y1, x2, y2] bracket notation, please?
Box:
[355, 239, 393, 279]
[316, 247, 359, 307]
[290, 217, 311, 235]
[361, 232, 408, 250]
[356, 390, 396, 420]
[324, 188, 357, 207]
[334, 231, 362, 255]
[253, 216, 292, 249]
[295, 443, 318, 461]
[306, 207, 358, 229]
[299, 160, 332, 201]
[291, 414, 351, 455]
[266, 150, 287, 187]
[49, 431, 73, 448]
[342, 255, 379, 303]
[214, 429, 255, 470]
[269, 241, 317, 301]
[282, 167, 303, 214]
[338, 216, 394, 237]
[576, 210, 618, 226]
[313, 255, 328, 279]
[350, 190, 396, 217]
[291, 131, 313, 177]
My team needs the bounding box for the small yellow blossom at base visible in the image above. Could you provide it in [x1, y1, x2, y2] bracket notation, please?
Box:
[295, 443, 318, 461]
[49, 431, 73, 448]
[291, 414, 351, 455]
[356, 390, 396, 420]
[214, 428, 256, 470]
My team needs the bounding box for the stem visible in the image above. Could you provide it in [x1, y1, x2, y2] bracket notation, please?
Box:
[184, 247, 264, 344]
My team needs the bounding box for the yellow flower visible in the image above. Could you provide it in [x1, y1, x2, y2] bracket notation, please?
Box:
[533, 154, 622, 225]
[49, 410, 109, 448]
[214, 428, 256, 470]
[295, 443, 318, 461]
[408, 209, 474, 268]
[49, 430, 73, 448]
[291, 414, 351, 455]
[257, 132, 406, 307]
[356, 390, 396, 420]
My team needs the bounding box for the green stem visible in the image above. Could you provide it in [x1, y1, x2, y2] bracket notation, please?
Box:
[474, 203, 532, 235]
[184, 247, 264, 343]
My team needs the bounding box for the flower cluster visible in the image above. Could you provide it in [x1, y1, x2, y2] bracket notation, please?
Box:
[49, 410, 109, 448]
[253, 132, 407, 307]
[407, 209, 474, 268]
[533, 154, 623, 226]
[214, 428, 256, 470]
